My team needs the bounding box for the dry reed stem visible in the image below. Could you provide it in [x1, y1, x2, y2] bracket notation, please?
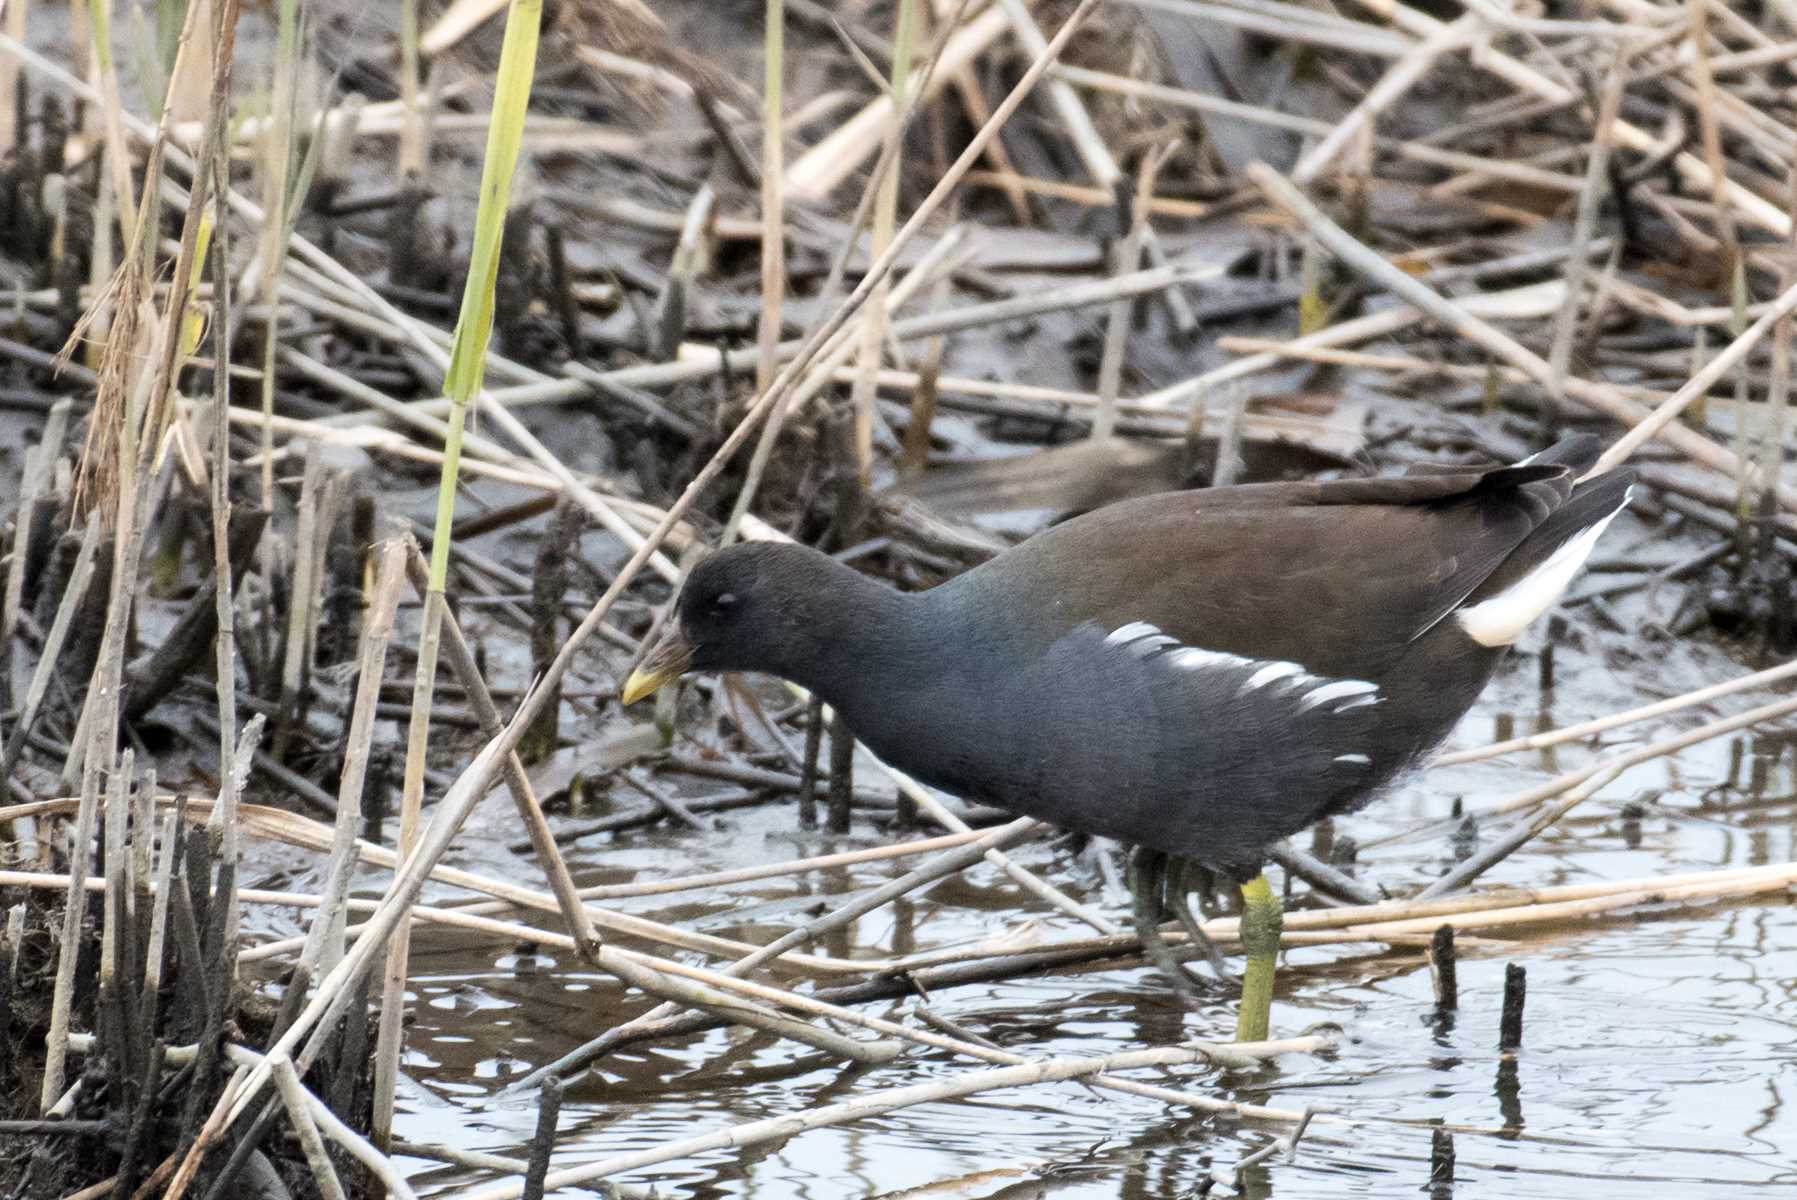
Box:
[397, 538, 601, 957]
[848, 0, 916, 487]
[756, 0, 785, 397]
[1248, 164, 1797, 513]
[0, 400, 70, 646]
[0, 0, 20, 150]
[1421, 690, 1797, 897]
[1434, 657, 1797, 766]
[786, 3, 1007, 198]
[1357, 0, 1788, 234]
[1543, 51, 1628, 432]
[1150, 280, 1565, 408]
[298, 538, 407, 975]
[962, 168, 1209, 216]
[268, 1052, 349, 1200]
[249, 1047, 419, 1200]
[1093, 146, 1170, 440]
[17, 782, 1788, 983]
[1291, 13, 1477, 186]
[38, 729, 99, 1110]
[0, 514, 101, 783]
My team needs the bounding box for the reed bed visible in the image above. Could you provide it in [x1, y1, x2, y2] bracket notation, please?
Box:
[1, 0, 1794, 1195]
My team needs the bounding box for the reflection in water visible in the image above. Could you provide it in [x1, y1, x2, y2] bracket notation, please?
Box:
[1494, 1056, 1524, 1135]
[1429, 1127, 1456, 1197]
[1619, 799, 1644, 849]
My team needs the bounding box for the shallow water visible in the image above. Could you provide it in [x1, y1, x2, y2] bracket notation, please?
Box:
[291, 550, 1797, 1199]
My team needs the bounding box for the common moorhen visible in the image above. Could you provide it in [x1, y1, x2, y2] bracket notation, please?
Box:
[623, 435, 1634, 1040]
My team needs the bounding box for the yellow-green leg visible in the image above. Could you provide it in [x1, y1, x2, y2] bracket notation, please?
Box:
[1235, 874, 1283, 1042]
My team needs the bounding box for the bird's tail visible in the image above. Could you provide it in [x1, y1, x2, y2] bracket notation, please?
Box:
[1454, 437, 1635, 647]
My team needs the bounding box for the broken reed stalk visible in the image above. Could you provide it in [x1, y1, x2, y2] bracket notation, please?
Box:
[0, 400, 71, 652]
[360, 539, 417, 1150]
[273, 446, 323, 757]
[269, 1052, 348, 1200]
[520, 1077, 561, 1200]
[1428, 925, 1457, 1010]
[38, 733, 99, 1110]
[296, 539, 405, 980]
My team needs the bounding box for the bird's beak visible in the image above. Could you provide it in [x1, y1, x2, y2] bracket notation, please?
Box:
[620, 623, 694, 705]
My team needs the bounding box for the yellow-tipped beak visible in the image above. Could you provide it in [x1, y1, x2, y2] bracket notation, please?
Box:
[620, 624, 694, 705]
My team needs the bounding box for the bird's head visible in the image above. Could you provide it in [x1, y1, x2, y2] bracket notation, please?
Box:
[620, 542, 852, 704]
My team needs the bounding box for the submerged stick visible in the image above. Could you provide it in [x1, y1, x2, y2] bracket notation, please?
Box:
[461, 1036, 1330, 1200]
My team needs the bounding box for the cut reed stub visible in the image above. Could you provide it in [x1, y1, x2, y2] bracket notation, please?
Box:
[1499, 961, 1527, 1051]
[1428, 924, 1458, 1011]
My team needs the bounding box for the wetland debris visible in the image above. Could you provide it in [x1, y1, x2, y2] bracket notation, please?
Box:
[1, 0, 1795, 1193]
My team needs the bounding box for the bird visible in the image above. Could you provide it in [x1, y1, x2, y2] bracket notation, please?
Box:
[621, 435, 1634, 1041]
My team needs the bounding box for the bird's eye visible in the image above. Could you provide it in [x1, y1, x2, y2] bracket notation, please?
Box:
[714, 592, 737, 611]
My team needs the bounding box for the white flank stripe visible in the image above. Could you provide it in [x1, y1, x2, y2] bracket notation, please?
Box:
[1128, 634, 1179, 657]
[1104, 620, 1159, 646]
[1335, 753, 1372, 765]
[1243, 661, 1305, 691]
[1167, 646, 1248, 671]
[1298, 679, 1380, 711]
[1456, 506, 1623, 647]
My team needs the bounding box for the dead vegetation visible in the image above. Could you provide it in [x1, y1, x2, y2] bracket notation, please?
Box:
[1, 0, 1794, 1195]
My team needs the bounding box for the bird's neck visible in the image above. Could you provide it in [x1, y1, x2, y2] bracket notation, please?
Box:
[788, 572, 934, 706]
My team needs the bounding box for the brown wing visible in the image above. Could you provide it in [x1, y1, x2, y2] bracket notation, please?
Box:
[948, 463, 1574, 683]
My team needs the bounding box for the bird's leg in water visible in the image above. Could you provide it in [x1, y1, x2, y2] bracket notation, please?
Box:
[1167, 857, 1237, 986]
[1235, 873, 1284, 1042]
[1128, 849, 1207, 1008]
[1129, 849, 1235, 1010]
